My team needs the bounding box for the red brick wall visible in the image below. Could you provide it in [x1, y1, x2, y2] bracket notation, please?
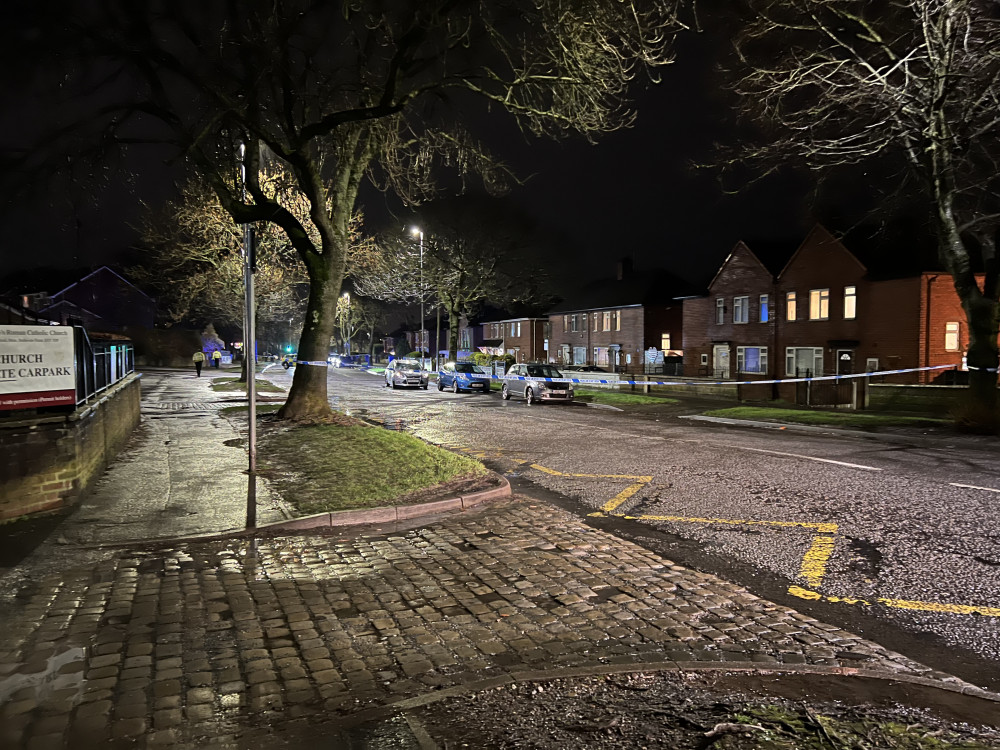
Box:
[0, 376, 141, 522]
[920, 273, 980, 383]
[548, 307, 649, 368]
[777, 228, 868, 377]
[682, 242, 776, 378]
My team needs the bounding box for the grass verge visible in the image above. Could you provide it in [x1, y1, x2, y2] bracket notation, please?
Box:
[573, 387, 679, 406]
[702, 406, 948, 429]
[246, 416, 489, 516]
[211, 377, 285, 394]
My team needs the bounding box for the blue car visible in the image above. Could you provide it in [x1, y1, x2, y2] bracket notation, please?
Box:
[437, 361, 490, 393]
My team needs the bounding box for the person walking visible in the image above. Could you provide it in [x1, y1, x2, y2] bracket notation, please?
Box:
[212, 349, 221, 369]
[192, 350, 206, 377]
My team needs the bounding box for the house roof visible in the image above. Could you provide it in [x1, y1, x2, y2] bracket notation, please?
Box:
[547, 269, 696, 315]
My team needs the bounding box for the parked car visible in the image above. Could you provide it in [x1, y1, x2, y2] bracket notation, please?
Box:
[501, 363, 574, 404]
[384, 359, 429, 389]
[437, 361, 490, 393]
[561, 365, 608, 373]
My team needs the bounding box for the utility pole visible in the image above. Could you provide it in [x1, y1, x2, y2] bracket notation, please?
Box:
[239, 141, 257, 529]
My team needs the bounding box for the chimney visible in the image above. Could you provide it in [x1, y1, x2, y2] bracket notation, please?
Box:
[616, 257, 633, 281]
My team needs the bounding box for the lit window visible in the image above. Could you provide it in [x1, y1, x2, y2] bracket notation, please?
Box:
[603, 311, 611, 331]
[661, 333, 671, 350]
[562, 316, 568, 333]
[593, 313, 599, 331]
[716, 298, 725, 324]
[733, 296, 749, 324]
[945, 322, 960, 351]
[844, 286, 856, 320]
[614, 310, 620, 331]
[809, 289, 830, 320]
[759, 294, 769, 323]
[786, 292, 797, 322]
[785, 347, 824, 377]
[737, 346, 768, 374]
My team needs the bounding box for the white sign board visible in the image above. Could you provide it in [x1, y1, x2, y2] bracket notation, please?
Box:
[0, 325, 76, 410]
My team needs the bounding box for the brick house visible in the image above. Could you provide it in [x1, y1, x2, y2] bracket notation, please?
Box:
[682, 224, 986, 386]
[547, 266, 689, 372]
[21, 266, 156, 332]
[479, 317, 548, 362]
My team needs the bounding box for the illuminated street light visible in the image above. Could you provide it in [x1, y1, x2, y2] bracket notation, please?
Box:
[410, 226, 424, 363]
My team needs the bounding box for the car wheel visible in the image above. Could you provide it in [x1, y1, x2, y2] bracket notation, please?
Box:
[421, 383, 428, 390]
[437, 380, 444, 391]
[525, 387, 534, 405]
[451, 380, 459, 394]
[501, 384, 510, 400]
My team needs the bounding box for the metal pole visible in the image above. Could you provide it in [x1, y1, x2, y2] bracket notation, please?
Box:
[239, 141, 257, 529]
[419, 231, 424, 366]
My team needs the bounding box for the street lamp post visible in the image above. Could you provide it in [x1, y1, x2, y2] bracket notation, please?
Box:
[238, 141, 257, 529]
[411, 227, 424, 365]
[341, 291, 351, 355]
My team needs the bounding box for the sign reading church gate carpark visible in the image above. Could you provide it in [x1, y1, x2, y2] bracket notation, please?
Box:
[0, 325, 76, 410]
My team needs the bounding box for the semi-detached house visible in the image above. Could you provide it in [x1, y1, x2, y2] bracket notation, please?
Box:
[547, 264, 690, 372]
[682, 225, 985, 388]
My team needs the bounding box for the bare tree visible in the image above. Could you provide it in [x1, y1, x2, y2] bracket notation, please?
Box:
[134, 177, 308, 332]
[10, 0, 682, 421]
[353, 196, 551, 361]
[728, 0, 1000, 423]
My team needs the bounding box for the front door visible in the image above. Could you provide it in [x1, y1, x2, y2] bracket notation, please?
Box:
[836, 349, 854, 375]
[713, 344, 730, 379]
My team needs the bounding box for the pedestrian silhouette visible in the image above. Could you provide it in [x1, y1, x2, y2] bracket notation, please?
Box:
[192, 350, 206, 377]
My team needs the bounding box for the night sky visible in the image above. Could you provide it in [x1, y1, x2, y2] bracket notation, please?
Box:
[1, 20, 823, 292]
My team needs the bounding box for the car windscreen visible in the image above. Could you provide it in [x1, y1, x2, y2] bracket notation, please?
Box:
[396, 362, 421, 372]
[526, 365, 562, 378]
[455, 363, 480, 373]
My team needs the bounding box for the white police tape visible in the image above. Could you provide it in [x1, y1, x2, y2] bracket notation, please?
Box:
[467, 363, 959, 388]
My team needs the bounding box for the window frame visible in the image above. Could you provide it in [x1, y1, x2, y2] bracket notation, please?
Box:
[808, 288, 830, 320]
[786, 292, 797, 322]
[660, 333, 671, 351]
[736, 346, 768, 374]
[733, 296, 749, 324]
[944, 321, 961, 352]
[715, 298, 725, 324]
[785, 347, 824, 377]
[759, 294, 769, 323]
[843, 286, 857, 320]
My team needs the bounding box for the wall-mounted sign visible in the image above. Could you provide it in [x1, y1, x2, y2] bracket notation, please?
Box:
[0, 325, 76, 410]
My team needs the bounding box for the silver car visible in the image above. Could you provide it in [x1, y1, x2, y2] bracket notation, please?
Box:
[384, 359, 429, 389]
[501, 363, 574, 403]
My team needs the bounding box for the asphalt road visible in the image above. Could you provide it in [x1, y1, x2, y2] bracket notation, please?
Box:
[264, 365, 1000, 691]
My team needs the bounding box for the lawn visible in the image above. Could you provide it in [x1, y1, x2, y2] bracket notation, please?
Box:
[218, 410, 489, 515]
[702, 406, 948, 429]
[210, 377, 286, 394]
[572, 387, 679, 406]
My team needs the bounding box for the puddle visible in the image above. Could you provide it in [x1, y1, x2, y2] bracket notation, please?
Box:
[0, 646, 86, 705]
[847, 537, 883, 580]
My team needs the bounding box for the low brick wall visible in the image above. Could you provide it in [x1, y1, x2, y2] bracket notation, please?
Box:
[866, 383, 965, 416]
[0, 374, 141, 523]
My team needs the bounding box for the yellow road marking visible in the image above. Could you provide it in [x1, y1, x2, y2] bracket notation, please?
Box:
[456, 447, 995, 619]
[799, 536, 836, 588]
[602, 482, 650, 513]
[788, 586, 1000, 617]
[529, 464, 651, 482]
[625, 515, 838, 535]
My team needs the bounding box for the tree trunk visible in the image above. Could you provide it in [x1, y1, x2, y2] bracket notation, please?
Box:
[936, 203, 999, 428]
[961, 291, 999, 415]
[447, 304, 462, 362]
[278, 266, 339, 420]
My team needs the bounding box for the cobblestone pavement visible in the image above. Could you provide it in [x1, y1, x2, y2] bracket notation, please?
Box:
[0, 498, 982, 749]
